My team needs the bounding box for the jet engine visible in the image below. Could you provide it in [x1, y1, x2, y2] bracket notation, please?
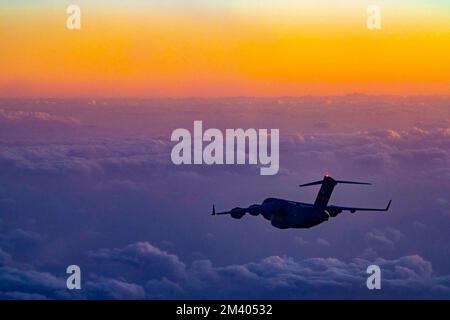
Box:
[326, 208, 342, 217]
[230, 208, 245, 219]
[247, 204, 261, 216]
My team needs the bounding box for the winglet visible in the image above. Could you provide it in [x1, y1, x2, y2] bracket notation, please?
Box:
[212, 204, 216, 216]
[385, 200, 392, 211]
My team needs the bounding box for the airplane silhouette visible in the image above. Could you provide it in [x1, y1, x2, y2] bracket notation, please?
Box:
[212, 175, 391, 229]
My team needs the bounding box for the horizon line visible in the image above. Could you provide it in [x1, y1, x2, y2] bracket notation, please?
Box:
[1, 93, 449, 100]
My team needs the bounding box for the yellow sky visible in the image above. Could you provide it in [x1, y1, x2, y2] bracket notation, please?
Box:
[0, 3, 449, 97]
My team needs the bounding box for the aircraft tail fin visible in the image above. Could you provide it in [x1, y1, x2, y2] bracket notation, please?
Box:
[300, 176, 371, 209]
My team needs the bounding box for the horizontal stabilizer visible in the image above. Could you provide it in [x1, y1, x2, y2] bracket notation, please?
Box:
[299, 180, 324, 187]
[300, 175, 373, 209]
[300, 176, 371, 187]
[335, 180, 371, 185]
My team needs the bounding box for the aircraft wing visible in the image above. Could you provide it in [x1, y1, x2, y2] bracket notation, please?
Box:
[327, 200, 391, 213]
[211, 205, 243, 215]
[211, 206, 233, 215]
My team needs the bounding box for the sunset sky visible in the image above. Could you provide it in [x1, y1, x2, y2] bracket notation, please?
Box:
[1, 1, 450, 300]
[0, 0, 449, 97]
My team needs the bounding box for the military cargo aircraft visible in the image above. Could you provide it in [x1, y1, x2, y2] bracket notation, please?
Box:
[212, 175, 391, 229]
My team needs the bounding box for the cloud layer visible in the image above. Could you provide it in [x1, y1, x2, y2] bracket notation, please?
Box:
[0, 96, 449, 299]
[0, 241, 448, 299]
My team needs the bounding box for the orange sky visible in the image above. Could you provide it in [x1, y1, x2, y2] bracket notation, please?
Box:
[0, 1, 449, 97]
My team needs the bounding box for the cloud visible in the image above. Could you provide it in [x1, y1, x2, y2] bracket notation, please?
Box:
[282, 127, 450, 173]
[365, 227, 405, 250]
[0, 229, 45, 257]
[0, 109, 79, 125]
[83, 242, 450, 299]
[316, 238, 330, 247]
[84, 278, 146, 300]
[0, 138, 172, 178]
[0, 97, 449, 299]
[0, 265, 68, 299]
[5, 241, 447, 299]
[0, 108, 81, 139]
[88, 242, 186, 281]
[0, 229, 44, 244]
[0, 248, 12, 266]
[294, 236, 308, 246]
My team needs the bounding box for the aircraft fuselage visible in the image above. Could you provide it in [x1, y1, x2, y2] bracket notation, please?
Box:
[238, 198, 335, 229]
